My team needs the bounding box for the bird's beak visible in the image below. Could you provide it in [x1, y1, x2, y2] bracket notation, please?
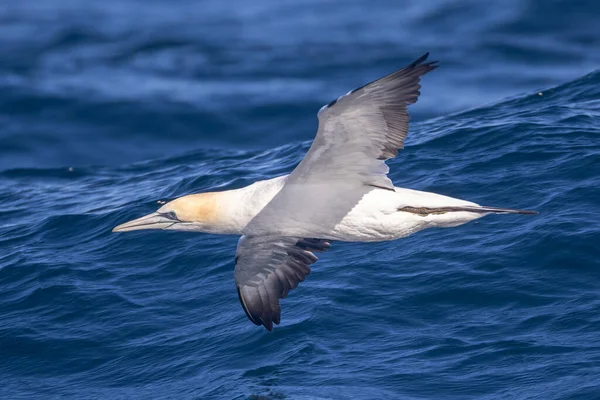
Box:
[112, 212, 174, 232]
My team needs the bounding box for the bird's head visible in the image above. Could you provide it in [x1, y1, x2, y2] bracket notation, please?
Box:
[112, 192, 226, 233]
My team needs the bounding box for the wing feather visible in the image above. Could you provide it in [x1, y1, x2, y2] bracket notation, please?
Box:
[242, 54, 438, 238]
[234, 235, 331, 331]
[291, 52, 438, 189]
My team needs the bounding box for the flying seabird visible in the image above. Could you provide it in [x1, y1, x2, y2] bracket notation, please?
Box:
[113, 53, 537, 331]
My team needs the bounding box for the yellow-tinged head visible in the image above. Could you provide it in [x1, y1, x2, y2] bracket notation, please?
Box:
[112, 192, 228, 233]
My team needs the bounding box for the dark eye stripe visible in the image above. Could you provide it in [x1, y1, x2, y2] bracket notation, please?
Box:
[163, 211, 179, 221]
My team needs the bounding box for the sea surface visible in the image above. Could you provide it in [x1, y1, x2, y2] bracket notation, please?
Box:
[1, 1, 599, 399]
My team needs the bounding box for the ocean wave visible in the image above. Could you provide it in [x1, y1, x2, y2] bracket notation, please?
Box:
[2, 2, 600, 398]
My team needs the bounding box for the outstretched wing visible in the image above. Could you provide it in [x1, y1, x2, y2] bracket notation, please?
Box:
[234, 235, 331, 331]
[243, 53, 438, 237]
[289, 52, 438, 190]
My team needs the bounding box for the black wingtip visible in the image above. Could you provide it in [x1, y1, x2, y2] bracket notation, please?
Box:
[237, 285, 279, 331]
[261, 317, 274, 332]
[409, 52, 439, 71]
[236, 285, 261, 326]
[410, 52, 429, 67]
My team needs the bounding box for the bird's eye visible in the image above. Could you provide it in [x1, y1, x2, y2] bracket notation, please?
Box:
[164, 211, 178, 221]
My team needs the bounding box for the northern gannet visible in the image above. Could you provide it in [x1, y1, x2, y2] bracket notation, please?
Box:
[113, 53, 537, 331]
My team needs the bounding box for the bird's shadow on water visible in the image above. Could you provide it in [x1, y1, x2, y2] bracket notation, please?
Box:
[241, 365, 288, 400]
[248, 392, 286, 400]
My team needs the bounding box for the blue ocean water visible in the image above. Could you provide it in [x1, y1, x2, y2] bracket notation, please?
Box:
[1, 0, 599, 398]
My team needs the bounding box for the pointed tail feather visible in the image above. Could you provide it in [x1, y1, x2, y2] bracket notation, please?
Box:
[458, 206, 538, 215]
[398, 205, 538, 215]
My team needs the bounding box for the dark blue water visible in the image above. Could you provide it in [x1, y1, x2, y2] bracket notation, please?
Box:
[1, 1, 599, 399]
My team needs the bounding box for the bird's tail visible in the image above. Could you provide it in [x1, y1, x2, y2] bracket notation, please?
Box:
[397, 205, 538, 216]
[457, 206, 538, 215]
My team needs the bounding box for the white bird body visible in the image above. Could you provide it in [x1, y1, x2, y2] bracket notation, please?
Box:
[113, 53, 536, 331]
[329, 186, 483, 242]
[200, 175, 483, 241]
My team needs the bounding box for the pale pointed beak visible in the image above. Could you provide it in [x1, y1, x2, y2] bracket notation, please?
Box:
[112, 212, 175, 232]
